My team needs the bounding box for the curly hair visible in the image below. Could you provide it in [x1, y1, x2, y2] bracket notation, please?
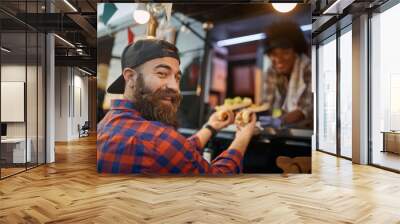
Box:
[265, 20, 309, 55]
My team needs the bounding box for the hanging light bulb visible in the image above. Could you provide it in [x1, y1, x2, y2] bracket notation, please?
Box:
[202, 21, 214, 30]
[272, 3, 297, 13]
[133, 3, 150, 24]
[180, 25, 187, 33]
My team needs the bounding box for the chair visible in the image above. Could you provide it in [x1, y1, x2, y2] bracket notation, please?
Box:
[78, 121, 90, 138]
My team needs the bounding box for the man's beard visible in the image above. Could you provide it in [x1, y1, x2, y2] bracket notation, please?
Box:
[133, 73, 182, 128]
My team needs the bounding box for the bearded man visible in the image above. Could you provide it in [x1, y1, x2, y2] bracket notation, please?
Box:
[97, 39, 256, 174]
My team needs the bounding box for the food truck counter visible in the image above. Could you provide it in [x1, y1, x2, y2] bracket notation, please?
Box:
[178, 127, 312, 173]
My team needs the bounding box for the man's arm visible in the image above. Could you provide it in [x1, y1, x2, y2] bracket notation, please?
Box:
[153, 128, 243, 174]
[152, 112, 256, 174]
[189, 127, 212, 151]
[188, 110, 235, 151]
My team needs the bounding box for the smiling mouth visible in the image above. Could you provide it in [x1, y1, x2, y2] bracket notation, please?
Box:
[161, 97, 173, 104]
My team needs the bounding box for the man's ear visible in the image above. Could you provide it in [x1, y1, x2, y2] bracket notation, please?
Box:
[122, 68, 137, 82]
[123, 68, 137, 88]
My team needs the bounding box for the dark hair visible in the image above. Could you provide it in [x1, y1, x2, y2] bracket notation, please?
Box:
[265, 20, 308, 55]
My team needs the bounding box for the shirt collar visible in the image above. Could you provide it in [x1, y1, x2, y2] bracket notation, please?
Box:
[111, 99, 141, 116]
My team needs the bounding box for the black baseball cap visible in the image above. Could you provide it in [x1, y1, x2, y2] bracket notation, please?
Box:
[107, 39, 180, 94]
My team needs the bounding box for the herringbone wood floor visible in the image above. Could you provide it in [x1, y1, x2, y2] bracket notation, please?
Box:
[0, 135, 400, 224]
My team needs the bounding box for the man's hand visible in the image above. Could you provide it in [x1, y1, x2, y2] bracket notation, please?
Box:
[235, 112, 257, 140]
[194, 110, 235, 149]
[207, 110, 235, 131]
[228, 112, 257, 156]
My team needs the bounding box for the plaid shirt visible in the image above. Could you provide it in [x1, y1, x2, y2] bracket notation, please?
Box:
[97, 99, 243, 174]
[262, 54, 313, 122]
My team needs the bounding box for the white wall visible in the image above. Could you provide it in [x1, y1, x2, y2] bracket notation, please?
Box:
[1, 65, 26, 132]
[72, 73, 89, 138]
[54, 67, 69, 141]
[1, 63, 46, 164]
[1, 65, 36, 138]
[54, 67, 89, 141]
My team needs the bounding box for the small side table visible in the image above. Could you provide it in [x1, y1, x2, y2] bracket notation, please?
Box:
[381, 131, 400, 154]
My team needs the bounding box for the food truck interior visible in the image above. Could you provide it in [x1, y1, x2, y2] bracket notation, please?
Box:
[171, 4, 313, 173]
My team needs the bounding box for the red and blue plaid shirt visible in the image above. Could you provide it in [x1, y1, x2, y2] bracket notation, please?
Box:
[97, 99, 243, 174]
